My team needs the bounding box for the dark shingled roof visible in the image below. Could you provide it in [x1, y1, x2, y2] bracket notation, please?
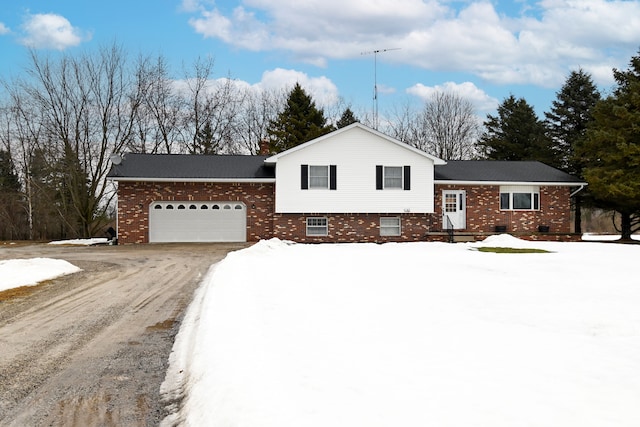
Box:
[435, 161, 584, 183]
[107, 153, 275, 180]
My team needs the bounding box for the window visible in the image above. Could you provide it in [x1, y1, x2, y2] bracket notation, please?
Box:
[384, 166, 403, 188]
[309, 165, 329, 188]
[154, 205, 162, 209]
[376, 165, 411, 190]
[189, 204, 197, 209]
[306, 217, 328, 236]
[301, 165, 337, 190]
[499, 186, 540, 210]
[380, 217, 401, 236]
[177, 204, 185, 209]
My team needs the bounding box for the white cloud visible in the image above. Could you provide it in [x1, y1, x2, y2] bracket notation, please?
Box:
[407, 81, 498, 115]
[185, 0, 640, 89]
[170, 68, 340, 109]
[0, 22, 10, 35]
[20, 13, 89, 50]
[258, 68, 339, 107]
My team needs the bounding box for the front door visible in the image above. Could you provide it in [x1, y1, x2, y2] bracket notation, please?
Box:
[442, 190, 466, 230]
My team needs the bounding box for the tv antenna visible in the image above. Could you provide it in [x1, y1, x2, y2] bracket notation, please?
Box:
[361, 48, 401, 129]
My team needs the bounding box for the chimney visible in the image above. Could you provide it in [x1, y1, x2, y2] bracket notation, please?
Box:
[259, 138, 270, 155]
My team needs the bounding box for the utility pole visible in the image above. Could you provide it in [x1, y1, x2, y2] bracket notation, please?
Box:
[361, 48, 400, 130]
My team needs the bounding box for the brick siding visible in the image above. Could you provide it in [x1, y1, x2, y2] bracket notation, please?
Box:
[272, 213, 437, 243]
[433, 184, 572, 233]
[115, 181, 575, 244]
[116, 181, 274, 244]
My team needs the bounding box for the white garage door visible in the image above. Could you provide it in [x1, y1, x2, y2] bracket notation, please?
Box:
[149, 201, 246, 242]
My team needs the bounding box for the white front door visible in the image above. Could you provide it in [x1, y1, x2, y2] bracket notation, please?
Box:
[442, 190, 466, 230]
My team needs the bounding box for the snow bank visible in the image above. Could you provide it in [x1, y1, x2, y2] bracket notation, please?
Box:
[162, 237, 640, 427]
[49, 238, 109, 246]
[0, 258, 81, 292]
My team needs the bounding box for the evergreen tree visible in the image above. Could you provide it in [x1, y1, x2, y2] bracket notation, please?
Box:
[577, 50, 640, 240]
[336, 107, 359, 128]
[267, 83, 334, 153]
[0, 149, 23, 240]
[545, 69, 601, 233]
[478, 95, 555, 164]
[545, 69, 601, 176]
[192, 121, 219, 154]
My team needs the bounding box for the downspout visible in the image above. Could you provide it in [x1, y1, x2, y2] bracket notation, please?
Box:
[570, 184, 586, 198]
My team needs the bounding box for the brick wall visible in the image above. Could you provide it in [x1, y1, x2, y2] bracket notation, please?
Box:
[116, 181, 274, 244]
[116, 181, 574, 244]
[434, 184, 572, 233]
[272, 213, 436, 243]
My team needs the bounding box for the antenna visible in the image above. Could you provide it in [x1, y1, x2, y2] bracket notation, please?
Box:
[361, 48, 401, 129]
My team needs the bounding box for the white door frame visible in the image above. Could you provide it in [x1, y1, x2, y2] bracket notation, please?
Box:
[442, 190, 466, 230]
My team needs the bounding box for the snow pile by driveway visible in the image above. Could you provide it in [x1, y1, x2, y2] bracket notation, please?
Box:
[161, 237, 640, 427]
[0, 258, 81, 292]
[49, 238, 109, 246]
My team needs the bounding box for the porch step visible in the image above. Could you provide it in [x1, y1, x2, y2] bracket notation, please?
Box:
[453, 235, 476, 243]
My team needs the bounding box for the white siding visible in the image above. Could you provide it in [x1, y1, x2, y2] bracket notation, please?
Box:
[274, 127, 435, 213]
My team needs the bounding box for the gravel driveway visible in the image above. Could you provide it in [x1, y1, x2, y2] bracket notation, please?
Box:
[0, 242, 248, 426]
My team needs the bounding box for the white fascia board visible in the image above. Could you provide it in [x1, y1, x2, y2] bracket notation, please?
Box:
[434, 180, 588, 186]
[108, 177, 275, 183]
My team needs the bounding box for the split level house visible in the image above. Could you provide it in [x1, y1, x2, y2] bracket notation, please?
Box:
[107, 122, 586, 244]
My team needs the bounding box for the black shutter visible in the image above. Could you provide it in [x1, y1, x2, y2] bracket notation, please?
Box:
[301, 165, 308, 190]
[329, 165, 337, 190]
[404, 165, 411, 190]
[376, 165, 383, 190]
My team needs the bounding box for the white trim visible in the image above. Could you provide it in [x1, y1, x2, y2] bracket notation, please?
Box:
[435, 180, 587, 186]
[265, 123, 446, 165]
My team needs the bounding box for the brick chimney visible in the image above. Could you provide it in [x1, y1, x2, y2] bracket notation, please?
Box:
[259, 138, 270, 155]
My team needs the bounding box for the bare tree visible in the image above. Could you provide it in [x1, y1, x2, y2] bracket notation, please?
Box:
[384, 93, 480, 159]
[132, 54, 182, 153]
[235, 87, 286, 154]
[415, 92, 480, 159]
[12, 44, 142, 238]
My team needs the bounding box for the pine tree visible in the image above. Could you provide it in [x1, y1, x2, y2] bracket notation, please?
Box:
[545, 69, 601, 176]
[0, 149, 23, 240]
[267, 83, 334, 153]
[545, 69, 601, 233]
[578, 50, 640, 240]
[336, 107, 358, 128]
[478, 95, 555, 164]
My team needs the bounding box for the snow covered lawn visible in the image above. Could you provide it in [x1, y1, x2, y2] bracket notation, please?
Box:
[0, 258, 81, 292]
[161, 236, 640, 427]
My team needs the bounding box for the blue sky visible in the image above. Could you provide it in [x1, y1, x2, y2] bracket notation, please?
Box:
[1, 0, 639, 121]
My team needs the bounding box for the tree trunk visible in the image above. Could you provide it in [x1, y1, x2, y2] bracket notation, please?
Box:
[574, 195, 582, 234]
[620, 211, 633, 240]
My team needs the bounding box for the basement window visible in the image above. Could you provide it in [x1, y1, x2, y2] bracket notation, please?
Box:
[306, 217, 328, 236]
[380, 217, 401, 236]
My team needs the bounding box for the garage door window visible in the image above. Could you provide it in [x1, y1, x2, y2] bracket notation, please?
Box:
[154, 205, 162, 209]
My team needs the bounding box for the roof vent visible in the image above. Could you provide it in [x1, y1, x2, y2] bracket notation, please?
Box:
[109, 154, 122, 165]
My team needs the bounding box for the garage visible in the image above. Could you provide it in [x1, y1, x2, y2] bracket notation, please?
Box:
[149, 201, 247, 242]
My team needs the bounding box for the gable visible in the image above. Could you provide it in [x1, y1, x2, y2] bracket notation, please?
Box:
[265, 123, 446, 165]
[266, 123, 440, 214]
